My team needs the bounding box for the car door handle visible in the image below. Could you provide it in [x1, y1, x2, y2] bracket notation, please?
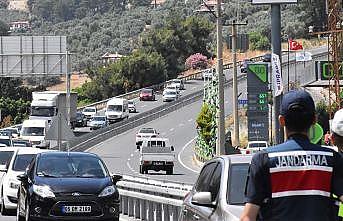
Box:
[193, 214, 200, 220]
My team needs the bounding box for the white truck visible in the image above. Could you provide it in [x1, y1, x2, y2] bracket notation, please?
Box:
[20, 119, 50, 148]
[30, 91, 78, 128]
[105, 98, 129, 123]
[139, 138, 175, 175]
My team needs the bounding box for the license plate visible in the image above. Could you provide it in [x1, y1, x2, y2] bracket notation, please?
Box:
[153, 162, 164, 165]
[62, 206, 91, 213]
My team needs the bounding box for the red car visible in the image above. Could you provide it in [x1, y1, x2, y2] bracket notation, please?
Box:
[139, 88, 155, 101]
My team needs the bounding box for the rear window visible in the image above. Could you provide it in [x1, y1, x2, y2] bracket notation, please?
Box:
[0, 138, 11, 146]
[147, 141, 165, 147]
[12, 154, 36, 171]
[0, 151, 14, 166]
[227, 164, 249, 205]
[140, 128, 155, 134]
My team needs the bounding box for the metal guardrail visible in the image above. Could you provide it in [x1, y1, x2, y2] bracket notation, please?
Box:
[117, 175, 193, 221]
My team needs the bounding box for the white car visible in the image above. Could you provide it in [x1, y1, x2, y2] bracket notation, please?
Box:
[0, 135, 13, 147]
[135, 128, 159, 148]
[82, 106, 97, 120]
[242, 141, 269, 154]
[128, 100, 137, 113]
[0, 147, 53, 215]
[170, 79, 184, 90]
[165, 84, 180, 94]
[163, 89, 180, 102]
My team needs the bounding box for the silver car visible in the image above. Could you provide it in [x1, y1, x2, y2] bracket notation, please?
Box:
[180, 155, 252, 221]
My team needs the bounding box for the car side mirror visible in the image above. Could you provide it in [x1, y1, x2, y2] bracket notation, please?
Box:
[17, 173, 28, 182]
[191, 192, 215, 208]
[171, 146, 174, 151]
[0, 165, 7, 173]
[111, 174, 123, 184]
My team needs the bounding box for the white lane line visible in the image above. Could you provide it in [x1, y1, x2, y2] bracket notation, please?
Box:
[126, 161, 132, 170]
[170, 128, 174, 131]
[127, 158, 130, 161]
[141, 105, 147, 108]
[178, 137, 199, 173]
[179, 123, 184, 127]
[188, 119, 193, 122]
[131, 154, 134, 157]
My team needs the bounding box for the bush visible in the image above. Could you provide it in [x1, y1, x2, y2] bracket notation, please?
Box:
[185, 53, 208, 70]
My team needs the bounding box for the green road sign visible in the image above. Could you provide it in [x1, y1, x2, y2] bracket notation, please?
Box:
[308, 123, 324, 144]
[316, 61, 343, 80]
[248, 64, 267, 83]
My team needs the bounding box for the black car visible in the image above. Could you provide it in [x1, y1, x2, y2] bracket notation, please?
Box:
[75, 111, 87, 127]
[16, 152, 122, 221]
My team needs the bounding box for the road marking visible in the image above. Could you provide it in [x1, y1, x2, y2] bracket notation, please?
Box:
[188, 119, 193, 122]
[127, 158, 130, 161]
[178, 137, 199, 173]
[141, 105, 147, 108]
[126, 161, 132, 170]
[131, 154, 134, 157]
[225, 101, 229, 104]
[179, 123, 184, 127]
[170, 128, 174, 131]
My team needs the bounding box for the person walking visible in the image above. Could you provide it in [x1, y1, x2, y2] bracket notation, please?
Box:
[240, 90, 343, 221]
[329, 109, 343, 221]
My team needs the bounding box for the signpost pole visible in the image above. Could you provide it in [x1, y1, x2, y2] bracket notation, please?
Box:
[58, 113, 62, 151]
[271, 4, 284, 144]
[232, 20, 240, 146]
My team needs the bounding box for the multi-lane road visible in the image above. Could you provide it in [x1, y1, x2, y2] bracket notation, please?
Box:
[1, 46, 328, 221]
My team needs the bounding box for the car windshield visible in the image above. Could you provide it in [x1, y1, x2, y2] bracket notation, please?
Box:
[36, 155, 108, 178]
[227, 164, 250, 205]
[249, 143, 267, 148]
[76, 112, 83, 117]
[92, 116, 106, 121]
[84, 108, 96, 112]
[21, 127, 44, 136]
[139, 128, 155, 134]
[107, 105, 122, 111]
[0, 138, 11, 146]
[31, 107, 55, 117]
[166, 91, 176, 95]
[0, 151, 14, 166]
[128, 101, 134, 105]
[13, 140, 31, 147]
[142, 89, 152, 94]
[12, 154, 36, 171]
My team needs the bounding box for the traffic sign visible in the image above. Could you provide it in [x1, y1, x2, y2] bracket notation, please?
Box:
[316, 61, 343, 80]
[238, 99, 248, 105]
[247, 63, 269, 141]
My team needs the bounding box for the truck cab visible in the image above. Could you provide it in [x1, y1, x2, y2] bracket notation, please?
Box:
[139, 138, 175, 175]
[105, 98, 129, 123]
[20, 119, 49, 148]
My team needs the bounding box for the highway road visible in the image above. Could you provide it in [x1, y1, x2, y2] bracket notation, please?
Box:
[0, 46, 328, 221]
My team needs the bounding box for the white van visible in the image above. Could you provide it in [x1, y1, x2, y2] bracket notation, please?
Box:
[105, 98, 129, 123]
[20, 119, 49, 148]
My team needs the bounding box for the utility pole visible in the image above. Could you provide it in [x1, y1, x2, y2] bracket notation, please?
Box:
[232, 20, 239, 146]
[66, 50, 71, 151]
[216, 0, 225, 156]
[271, 4, 284, 144]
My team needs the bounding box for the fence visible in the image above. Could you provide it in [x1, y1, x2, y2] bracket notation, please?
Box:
[117, 175, 193, 221]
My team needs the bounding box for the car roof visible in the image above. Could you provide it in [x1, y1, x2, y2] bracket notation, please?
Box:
[17, 147, 53, 155]
[217, 154, 252, 164]
[39, 151, 99, 158]
[0, 147, 19, 152]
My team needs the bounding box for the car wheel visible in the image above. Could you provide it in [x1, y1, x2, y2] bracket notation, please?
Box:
[1, 189, 10, 216]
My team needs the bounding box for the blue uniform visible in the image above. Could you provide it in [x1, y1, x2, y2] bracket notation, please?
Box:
[245, 134, 343, 221]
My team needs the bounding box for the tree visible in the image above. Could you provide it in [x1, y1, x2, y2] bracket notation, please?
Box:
[0, 20, 9, 36]
[249, 31, 270, 50]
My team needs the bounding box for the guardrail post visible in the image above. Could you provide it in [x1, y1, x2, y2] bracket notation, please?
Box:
[140, 199, 147, 220]
[148, 201, 154, 220]
[155, 203, 162, 221]
[122, 195, 128, 215]
[134, 198, 140, 219]
[128, 197, 134, 217]
[163, 204, 170, 221]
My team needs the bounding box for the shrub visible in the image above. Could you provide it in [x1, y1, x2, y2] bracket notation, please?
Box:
[185, 53, 208, 70]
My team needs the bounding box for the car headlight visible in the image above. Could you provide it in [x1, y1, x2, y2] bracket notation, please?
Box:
[33, 185, 55, 198]
[9, 179, 20, 189]
[99, 185, 116, 197]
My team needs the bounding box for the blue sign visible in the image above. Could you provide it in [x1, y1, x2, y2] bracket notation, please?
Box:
[238, 99, 248, 105]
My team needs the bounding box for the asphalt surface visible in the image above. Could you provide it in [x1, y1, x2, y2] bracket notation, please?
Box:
[0, 46, 328, 221]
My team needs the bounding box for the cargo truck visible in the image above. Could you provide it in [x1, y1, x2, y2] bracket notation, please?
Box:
[30, 91, 78, 128]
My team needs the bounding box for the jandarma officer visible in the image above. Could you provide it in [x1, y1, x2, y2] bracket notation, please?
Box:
[240, 90, 343, 221]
